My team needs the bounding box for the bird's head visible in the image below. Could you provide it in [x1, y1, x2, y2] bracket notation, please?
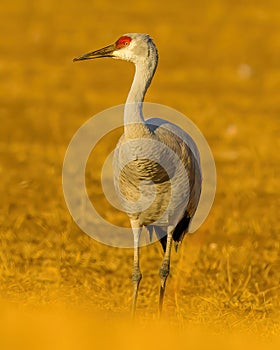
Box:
[73, 33, 158, 65]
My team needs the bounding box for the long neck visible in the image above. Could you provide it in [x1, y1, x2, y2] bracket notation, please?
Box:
[124, 57, 157, 137]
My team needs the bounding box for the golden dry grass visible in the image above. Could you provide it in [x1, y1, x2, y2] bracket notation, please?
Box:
[0, 0, 280, 348]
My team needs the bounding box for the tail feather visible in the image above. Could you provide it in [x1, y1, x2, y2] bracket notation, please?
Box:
[147, 213, 190, 253]
[172, 212, 191, 244]
[147, 226, 167, 252]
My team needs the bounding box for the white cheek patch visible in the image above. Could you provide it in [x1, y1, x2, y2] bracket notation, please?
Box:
[113, 48, 135, 62]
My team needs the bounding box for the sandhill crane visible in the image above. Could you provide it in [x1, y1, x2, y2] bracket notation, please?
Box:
[73, 33, 202, 316]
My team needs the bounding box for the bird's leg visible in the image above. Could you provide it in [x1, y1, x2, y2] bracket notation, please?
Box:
[159, 227, 174, 315]
[131, 223, 142, 317]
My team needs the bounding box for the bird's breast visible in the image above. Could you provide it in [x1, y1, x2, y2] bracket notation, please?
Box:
[112, 136, 193, 225]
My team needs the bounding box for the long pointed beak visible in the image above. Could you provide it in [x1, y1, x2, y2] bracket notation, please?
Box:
[73, 44, 116, 62]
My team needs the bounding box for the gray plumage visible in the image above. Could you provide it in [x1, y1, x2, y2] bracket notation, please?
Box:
[74, 33, 202, 316]
[114, 118, 201, 250]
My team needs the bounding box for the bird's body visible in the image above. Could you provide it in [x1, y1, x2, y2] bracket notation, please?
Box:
[114, 118, 201, 247]
[74, 33, 202, 315]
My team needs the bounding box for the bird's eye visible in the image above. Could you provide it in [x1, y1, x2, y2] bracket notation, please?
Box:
[116, 36, 132, 49]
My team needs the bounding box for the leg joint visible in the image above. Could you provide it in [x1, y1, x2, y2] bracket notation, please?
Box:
[159, 261, 170, 280]
[132, 268, 142, 283]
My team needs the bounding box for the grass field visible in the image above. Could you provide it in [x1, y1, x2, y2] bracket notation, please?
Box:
[0, 0, 280, 348]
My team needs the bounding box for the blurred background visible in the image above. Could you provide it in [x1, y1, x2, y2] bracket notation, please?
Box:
[0, 0, 279, 348]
